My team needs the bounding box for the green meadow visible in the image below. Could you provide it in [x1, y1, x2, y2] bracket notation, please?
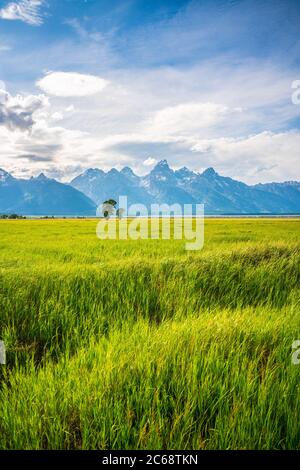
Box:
[0, 218, 299, 450]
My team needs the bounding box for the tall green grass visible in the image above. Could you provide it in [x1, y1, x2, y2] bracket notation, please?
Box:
[0, 219, 299, 449]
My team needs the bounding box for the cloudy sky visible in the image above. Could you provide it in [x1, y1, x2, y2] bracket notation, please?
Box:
[0, 0, 300, 183]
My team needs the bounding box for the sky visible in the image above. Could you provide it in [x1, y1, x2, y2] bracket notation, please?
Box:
[0, 0, 300, 184]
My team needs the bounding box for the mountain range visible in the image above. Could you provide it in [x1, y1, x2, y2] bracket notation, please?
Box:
[0, 160, 299, 216]
[70, 160, 300, 215]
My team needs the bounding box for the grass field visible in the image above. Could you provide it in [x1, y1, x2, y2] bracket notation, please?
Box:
[0, 218, 299, 450]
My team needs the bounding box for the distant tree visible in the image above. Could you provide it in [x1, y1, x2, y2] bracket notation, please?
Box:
[0, 214, 26, 219]
[102, 199, 117, 219]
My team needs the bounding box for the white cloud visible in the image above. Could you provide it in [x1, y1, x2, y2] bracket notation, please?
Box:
[145, 102, 242, 140]
[36, 72, 110, 97]
[188, 130, 300, 183]
[0, 87, 48, 131]
[0, 0, 45, 26]
[143, 157, 157, 167]
[1, 100, 299, 183]
[146, 102, 242, 137]
[51, 111, 64, 122]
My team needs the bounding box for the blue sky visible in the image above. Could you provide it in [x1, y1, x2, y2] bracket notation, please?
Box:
[0, 0, 300, 183]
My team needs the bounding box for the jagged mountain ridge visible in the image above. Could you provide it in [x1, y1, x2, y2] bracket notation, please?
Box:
[0, 162, 299, 216]
[70, 160, 300, 214]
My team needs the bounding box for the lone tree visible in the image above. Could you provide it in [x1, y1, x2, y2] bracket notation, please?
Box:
[102, 199, 117, 219]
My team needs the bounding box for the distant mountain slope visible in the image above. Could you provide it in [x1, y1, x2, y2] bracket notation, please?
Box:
[254, 181, 300, 213]
[0, 170, 96, 216]
[178, 167, 298, 214]
[70, 160, 300, 214]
